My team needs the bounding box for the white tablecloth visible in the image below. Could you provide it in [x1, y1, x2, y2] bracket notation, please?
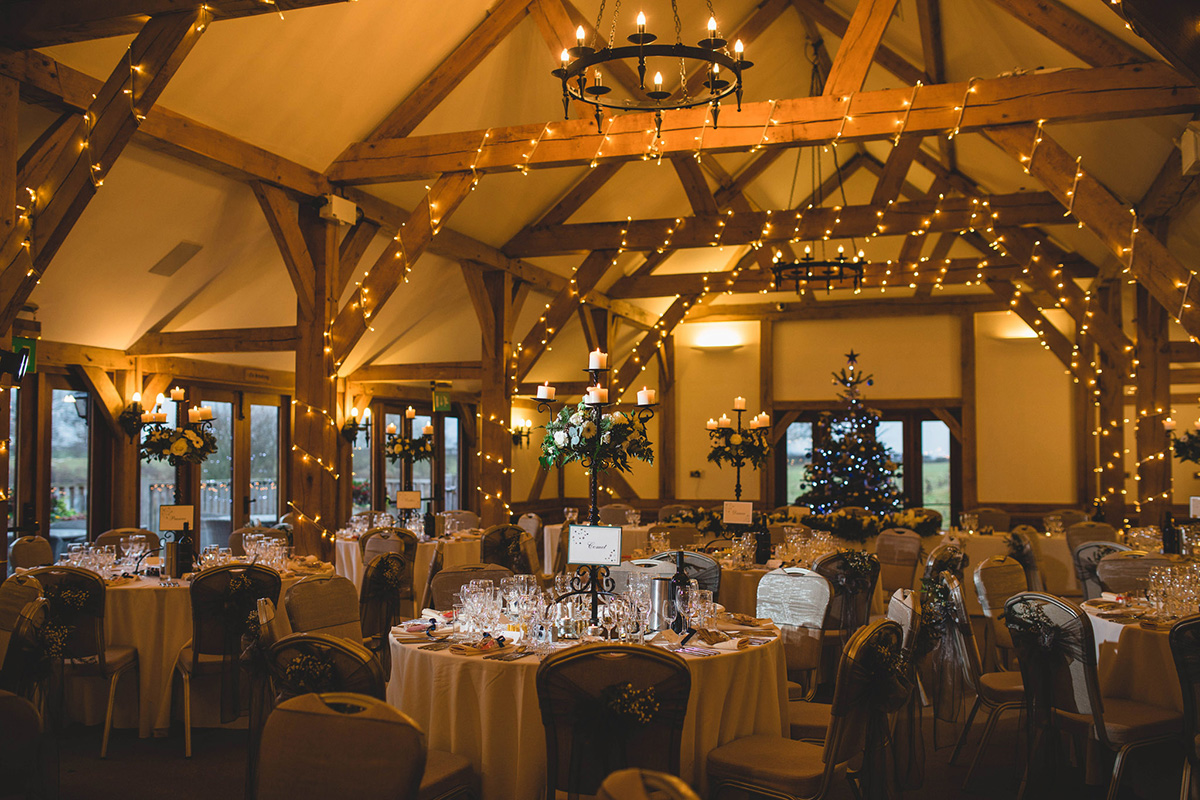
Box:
[1085, 605, 1181, 712]
[387, 635, 787, 799]
[335, 537, 481, 601]
[543, 524, 652, 569]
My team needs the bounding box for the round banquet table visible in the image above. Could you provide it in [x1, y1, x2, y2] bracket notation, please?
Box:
[64, 570, 318, 737]
[387, 634, 788, 799]
[1083, 603, 1182, 713]
[335, 536, 481, 598]
[542, 524, 651, 569]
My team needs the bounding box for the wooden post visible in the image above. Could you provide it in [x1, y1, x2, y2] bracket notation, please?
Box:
[1135, 283, 1171, 525]
[110, 370, 140, 527]
[659, 334, 676, 502]
[1096, 282, 1126, 525]
[960, 312, 978, 513]
[0, 385, 10, 574]
[760, 319, 774, 506]
[478, 270, 513, 526]
[289, 204, 338, 557]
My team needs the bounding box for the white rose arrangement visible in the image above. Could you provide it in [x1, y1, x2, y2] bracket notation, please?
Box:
[539, 401, 653, 474]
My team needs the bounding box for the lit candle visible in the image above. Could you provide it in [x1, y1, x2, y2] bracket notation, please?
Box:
[734, 38, 743, 61]
[589, 349, 608, 369]
[707, 16, 716, 37]
[405, 406, 416, 419]
[718, 414, 731, 428]
[362, 407, 371, 422]
[140, 411, 153, 423]
[170, 386, 184, 402]
[155, 412, 167, 423]
[576, 25, 585, 47]
[560, 48, 569, 67]
[349, 407, 359, 421]
[653, 71, 663, 92]
[1194, 418, 1200, 430]
[536, 381, 556, 400]
[733, 396, 746, 410]
[636, 11, 645, 34]
[594, 386, 608, 403]
[204, 406, 214, 420]
[706, 418, 718, 430]
[637, 386, 656, 405]
[386, 423, 397, 434]
[187, 407, 200, 424]
[1164, 417, 1178, 431]
[155, 393, 166, 408]
[760, 413, 770, 427]
[131, 391, 142, 410]
[422, 423, 434, 436]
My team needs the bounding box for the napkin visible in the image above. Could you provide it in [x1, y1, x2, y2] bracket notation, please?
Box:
[449, 639, 510, 656]
[712, 638, 752, 652]
[694, 628, 731, 646]
[721, 612, 773, 628]
[650, 629, 682, 646]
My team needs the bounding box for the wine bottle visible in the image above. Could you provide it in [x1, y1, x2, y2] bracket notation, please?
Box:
[423, 502, 436, 541]
[176, 522, 194, 576]
[1163, 513, 1181, 555]
[669, 550, 689, 634]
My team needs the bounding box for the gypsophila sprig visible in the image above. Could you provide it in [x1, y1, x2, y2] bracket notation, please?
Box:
[539, 402, 653, 474]
[141, 425, 217, 466]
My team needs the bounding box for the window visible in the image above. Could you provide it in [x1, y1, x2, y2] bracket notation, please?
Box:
[443, 416, 460, 511]
[140, 398, 178, 531]
[413, 414, 433, 504]
[921, 420, 952, 522]
[249, 404, 280, 525]
[51, 388, 89, 539]
[199, 401, 234, 550]
[784, 421, 814, 503]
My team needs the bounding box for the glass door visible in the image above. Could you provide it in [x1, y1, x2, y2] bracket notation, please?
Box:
[199, 399, 234, 551]
[249, 402, 281, 525]
[51, 386, 89, 555]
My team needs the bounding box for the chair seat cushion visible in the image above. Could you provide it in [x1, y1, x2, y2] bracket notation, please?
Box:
[788, 700, 832, 741]
[1058, 699, 1183, 745]
[979, 670, 1024, 703]
[65, 645, 137, 676]
[707, 734, 830, 796]
[418, 748, 473, 800]
[176, 646, 228, 676]
[786, 680, 806, 702]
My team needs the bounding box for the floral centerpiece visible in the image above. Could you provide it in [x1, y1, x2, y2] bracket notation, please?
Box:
[888, 507, 943, 537]
[664, 506, 773, 538]
[385, 433, 433, 464]
[1172, 429, 1200, 464]
[539, 402, 653, 473]
[802, 508, 888, 544]
[707, 427, 771, 469]
[141, 425, 217, 466]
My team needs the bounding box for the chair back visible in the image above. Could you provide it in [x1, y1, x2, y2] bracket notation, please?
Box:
[536, 643, 691, 796]
[1007, 527, 1045, 591]
[608, 560, 676, 594]
[517, 512, 542, 539]
[657, 504, 692, 522]
[886, 588, 922, 656]
[598, 768, 700, 800]
[0, 575, 40, 667]
[0, 598, 46, 700]
[1072, 540, 1130, 600]
[8, 536, 51, 570]
[267, 633, 386, 701]
[970, 507, 1011, 532]
[190, 564, 282, 661]
[1065, 521, 1118, 555]
[439, 510, 480, 535]
[1055, 509, 1090, 527]
[429, 563, 514, 609]
[875, 528, 922, 596]
[25, 566, 107, 665]
[360, 553, 416, 659]
[646, 551, 721, 599]
[598, 503, 634, 526]
[757, 568, 831, 673]
[1169, 615, 1200, 769]
[0, 688, 42, 792]
[257, 598, 292, 650]
[480, 525, 535, 574]
[230, 526, 286, 557]
[95, 528, 159, 554]
[974, 555, 1027, 652]
[363, 528, 419, 567]
[1096, 550, 1178, 595]
[285, 575, 363, 642]
[942, 573, 986, 694]
[923, 543, 968, 585]
[257, 692, 426, 800]
[1004, 592, 1108, 747]
[814, 551, 879, 633]
[649, 524, 699, 549]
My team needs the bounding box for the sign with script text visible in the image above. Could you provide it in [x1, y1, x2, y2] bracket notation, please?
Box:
[567, 524, 622, 565]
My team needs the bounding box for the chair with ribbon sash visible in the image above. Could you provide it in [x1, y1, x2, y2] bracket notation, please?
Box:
[267, 633, 386, 702]
[0, 574, 40, 667]
[285, 574, 364, 642]
[1096, 550, 1179, 596]
[1072, 541, 1130, 601]
[359, 552, 416, 672]
[1005, 591, 1181, 800]
[708, 618, 914, 800]
[757, 568, 830, 705]
[1006, 527, 1045, 592]
[1169, 615, 1200, 800]
[597, 768, 700, 800]
[1065, 521, 1119, 554]
[974, 555, 1028, 668]
[812, 551, 879, 703]
[923, 543, 968, 584]
[363, 528, 419, 568]
[480, 525, 536, 575]
[536, 643, 691, 797]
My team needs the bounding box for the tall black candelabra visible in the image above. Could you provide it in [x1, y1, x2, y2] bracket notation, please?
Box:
[706, 402, 770, 501]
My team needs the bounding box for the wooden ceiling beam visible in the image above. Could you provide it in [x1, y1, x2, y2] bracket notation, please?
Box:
[328, 63, 1195, 181]
[671, 156, 720, 216]
[335, 218, 380, 298]
[250, 181, 316, 317]
[671, 0, 791, 101]
[0, 77, 14, 244]
[349, 361, 483, 382]
[870, 135, 924, 205]
[507, 191, 1063, 255]
[823, 0, 901, 98]
[612, 295, 692, 398]
[914, 0, 952, 168]
[127, 325, 300, 355]
[683, 293, 1005, 321]
[985, 0, 1148, 68]
[1138, 145, 1200, 224]
[985, 279, 1075, 368]
[365, 0, 529, 141]
[791, 0, 927, 87]
[0, 0, 349, 49]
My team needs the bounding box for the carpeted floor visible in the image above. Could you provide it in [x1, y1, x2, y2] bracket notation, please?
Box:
[46, 708, 1184, 800]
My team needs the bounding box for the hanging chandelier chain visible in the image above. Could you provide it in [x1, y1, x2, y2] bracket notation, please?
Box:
[608, 0, 622, 49]
[671, 0, 682, 43]
[592, 0, 608, 49]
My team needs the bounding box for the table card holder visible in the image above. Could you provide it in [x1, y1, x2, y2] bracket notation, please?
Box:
[557, 524, 622, 625]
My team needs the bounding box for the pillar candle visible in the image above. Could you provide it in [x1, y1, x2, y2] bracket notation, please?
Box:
[733, 396, 746, 410]
[706, 418, 718, 430]
[718, 414, 731, 428]
[187, 407, 200, 423]
[200, 406, 213, 420]
[406, 406, 416, 419]
[536, 382, 556, 400]
[140, 412, 153, 423]
[386, 423, 397, 434]
[637, 386, 656, 405]
[422, 424, 434, 436]
[170, 386, 185, 402]
[1164, 417, 1177, 431]
[588, 349, 608, 369]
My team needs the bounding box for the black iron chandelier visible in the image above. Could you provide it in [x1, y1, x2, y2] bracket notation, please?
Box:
[551, 1, 752, 131]
[771, 245, 865, 293]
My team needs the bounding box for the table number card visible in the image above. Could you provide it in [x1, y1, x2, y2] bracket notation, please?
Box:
[567, 524, 622, 565]
[1191, 497, 1200, 518]
[723, 501, 753, 525]
[396, 490, 422, 510]
[159, 505, 194, 531]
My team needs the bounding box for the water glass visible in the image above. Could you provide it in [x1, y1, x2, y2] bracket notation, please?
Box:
[650, 531, 669, 553]
[625, 508, 642, 527]
[564, 507, 579, 524]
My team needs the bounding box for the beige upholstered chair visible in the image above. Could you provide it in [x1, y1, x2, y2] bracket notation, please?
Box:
[1065, 521, 1119, 555]
[517, 512, 542, 540]
[969, 507, 1011, 532]
[429, 563, 514, 610]
[257, 598, 293, 650]
[256, 692, 473, 800]
[230, 526, 287, 557]
[757, 568, 831, 702]
[597, 769, 701, 800]
[8, 536, 51, 570]
[1055, 509, 1091, 527]
[1096, 550, 1179, 595]
[0, 575, 40, 670]
[608, 560, 676, 594]
[598, 503, 635, 525]
[649, 524, 699, 550]
[95, 527, 160, 554]
[363, 528, 419, 567]
[657, 504, 692, 522]
[436, 510, 479, 536]
[973, 555, 1027, 667]
[285, 574, 364, 642]
[875, 528, 922, 597]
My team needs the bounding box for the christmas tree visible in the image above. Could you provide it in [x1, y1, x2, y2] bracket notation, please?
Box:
[798, 351, 903, 515]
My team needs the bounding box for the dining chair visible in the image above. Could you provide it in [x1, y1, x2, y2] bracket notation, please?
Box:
[267, 633, 386, 701]
[1096, 550, 1178, 595]
[1072, 541, 1131, 601]
[440, 509, 480, 533]
[480, 524, 535, 574]
[363, 528, 420, 568]
[0, 597, 47, 703]
[285, 574, 364, 642]
[1008, 527, 1045, 591]
[1169, 615, 1200, 800]
[517, 512, 542, 540]
[94, 527, 160, 554]
[973, 555, 1028, 668]
[646, 550, 721, 599]
[8, 536, 52, 570]
[943, 573, 1025, 788]
[229, 526, 287, 557]
[657, 504, 692, 522]
[969, 507, 1011, 532]
[598, 503, 635, 526]
[597, 768, 700, 800]
[1055, 509, 1091, 527]
[923, 543, 968, 584]
[429, 563, 514, 609]
[1005, 591, 1182, 800]
[708, 619, 910, 800]
[256, 691, 474, 800]
[177, 563, 281, 756]
[0, 688, 48, 799]
[607, 560, 676, 594]
[812, 551, 879, 701]
[0, 574, 40, 667]
[756, 568, 831, 703]
[360, 552, 416, 672]
[257, 597, 292, 650]
[649, 524, 700, 549]
[875, 528, 923, 597]
[1065, 521, 1119, 556]
[24, 565, 138, 758]
[536, 643, 691, 797]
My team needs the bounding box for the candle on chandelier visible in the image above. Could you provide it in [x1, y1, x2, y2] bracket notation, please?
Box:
[707, 16, 717, 37]
[637, 386, 655, 405]
[536, 381, 556, 400]
[131, 392, 142, 410]
[155, 393, 166, 409]
[576, 25, 585, 47]
[349, 407, 359, 421]
[653, 72, 663, 92]
[733, 396, 746, 410]
[718, 414, 731, 428]
[405, 406, 416, 419]
[636, 11, 645, 34]
[734, 39, 744, 61]
[170, 386, 185, 402]
[589, 349, 608, 369]
[386, 423, 397, 434]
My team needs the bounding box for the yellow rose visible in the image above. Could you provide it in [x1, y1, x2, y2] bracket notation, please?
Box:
[729, 434, 743, 446]
[169, 439, 190, 456]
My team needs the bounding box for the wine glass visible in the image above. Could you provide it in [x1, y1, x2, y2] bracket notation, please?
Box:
[564, 507, 579, 524]
[599, 601, 618, 641]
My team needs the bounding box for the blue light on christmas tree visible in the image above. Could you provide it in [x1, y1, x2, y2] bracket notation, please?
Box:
[797, 351, 903, 515]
